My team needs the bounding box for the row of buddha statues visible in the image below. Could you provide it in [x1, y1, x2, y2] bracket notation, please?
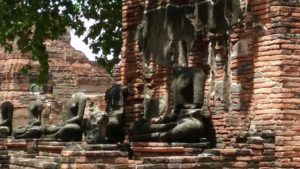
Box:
[0, 68, 213, 143]
[0, 84, 127, 144]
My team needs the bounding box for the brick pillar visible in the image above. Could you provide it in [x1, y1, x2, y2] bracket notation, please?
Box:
[121, 0, 145, 131]
[250, 0, 300, 168]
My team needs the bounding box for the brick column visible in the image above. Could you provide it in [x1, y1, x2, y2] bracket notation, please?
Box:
[250, 0, 300, 168]
[121, 0, 145, 129]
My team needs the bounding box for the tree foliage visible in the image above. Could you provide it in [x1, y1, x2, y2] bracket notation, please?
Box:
[81, 0, 122, 72]
[0, 0, 121, 84]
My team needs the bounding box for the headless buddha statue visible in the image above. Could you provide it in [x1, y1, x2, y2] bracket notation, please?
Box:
[84, 84, 128, 144]
[13, 100, 44, 139]
[105, 84, 128, 143]
[43, 93, 88, 141]
[0, 101, 14, 138]
[132, 68, 209, 143]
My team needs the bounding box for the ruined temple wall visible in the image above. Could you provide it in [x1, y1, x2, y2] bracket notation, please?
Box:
[122, 0, 251, 143]
[0, 35, 113, 127]
[122, 0, 206, 126]
[123, 0, 300, 167]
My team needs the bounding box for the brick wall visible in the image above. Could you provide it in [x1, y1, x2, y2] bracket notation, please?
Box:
[122, 0, 300, 167]
[122, 0, 145, 127]
[251, 0, 300, 167]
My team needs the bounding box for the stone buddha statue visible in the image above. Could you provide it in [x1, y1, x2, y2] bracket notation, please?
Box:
[0, 101, 14, 138]
[13, 100, 44, 139]
[105, 84, 128, 143]
[84, 108, 109, 144]
[132, 68, 209, 143]
[84, 84, 128, 144]
[43, 93, 88, 141]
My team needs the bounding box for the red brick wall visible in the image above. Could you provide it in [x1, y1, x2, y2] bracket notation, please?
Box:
[122, 0, 145, 126]
[251, 0, 300, 167]
[122, 0, 300, 167]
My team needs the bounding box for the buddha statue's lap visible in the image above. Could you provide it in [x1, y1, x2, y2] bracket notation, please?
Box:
[133, 108, 206, 142]
[45, 124, 82, 141]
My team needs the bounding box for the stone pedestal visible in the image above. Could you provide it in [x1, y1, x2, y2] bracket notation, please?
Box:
[1, 139, 129, 169]
[131, 148, 255, 169]
[0, 136, 276, 168]
[131, 141, 210, 160]
[60, 145, 129, 169]
[130, 136, 269, 169]
[0, 141, 9, 169]
[4, 138, 35, 152]
[37, 140, 79, 155]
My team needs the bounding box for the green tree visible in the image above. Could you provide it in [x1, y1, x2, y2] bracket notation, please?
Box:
[81, 0, 121, 73]
[0, 0, 121, 83]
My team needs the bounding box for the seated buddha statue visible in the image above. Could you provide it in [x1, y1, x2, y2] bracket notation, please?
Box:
[43, 93, 88, 141]
[13, 100, 44, 139]
[0, 101, 14, 138]
[132, 68, 209, 143]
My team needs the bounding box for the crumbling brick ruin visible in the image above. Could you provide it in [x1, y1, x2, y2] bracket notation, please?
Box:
[121, 0, 300, 168]
[0, 33, 112, 127]
[0, 0, 300, 168]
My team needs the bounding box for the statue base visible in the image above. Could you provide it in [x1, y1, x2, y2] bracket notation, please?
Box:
[0, 140, 9, 169]
[131, 140, 211, 160]
[4, 138, 129, 168]
[1, 136, 273, 168]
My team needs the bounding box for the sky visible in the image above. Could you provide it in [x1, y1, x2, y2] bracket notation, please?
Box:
[70, 19, 97, 61]
[70, 31, 96, 61]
